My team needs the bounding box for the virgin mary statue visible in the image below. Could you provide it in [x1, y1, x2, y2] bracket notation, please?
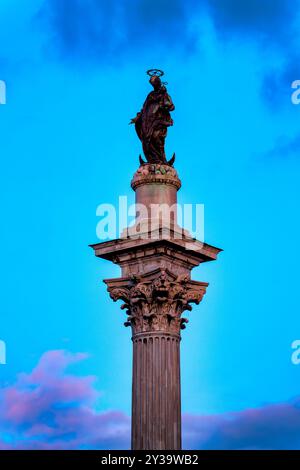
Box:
[130, 70, 175, 164]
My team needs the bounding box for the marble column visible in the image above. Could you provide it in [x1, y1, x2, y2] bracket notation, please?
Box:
[91, 163, 222, 450]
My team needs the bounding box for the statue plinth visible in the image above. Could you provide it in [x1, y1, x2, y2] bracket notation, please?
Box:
[127, 163, 181, 237]
[90, 163, 222, 450]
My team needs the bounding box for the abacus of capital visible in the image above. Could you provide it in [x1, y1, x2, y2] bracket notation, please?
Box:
[90, 70, 221, 450]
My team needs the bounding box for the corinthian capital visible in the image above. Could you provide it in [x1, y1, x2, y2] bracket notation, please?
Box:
[105, 269, 208, 336]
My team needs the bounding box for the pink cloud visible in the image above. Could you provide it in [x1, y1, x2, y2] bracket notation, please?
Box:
[0, 350, 130, 449]
[1, 349, 299, 449]
[182, 400, 300, 449]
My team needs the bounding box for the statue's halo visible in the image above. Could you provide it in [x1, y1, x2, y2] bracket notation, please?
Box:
[146, 69, 164, 78]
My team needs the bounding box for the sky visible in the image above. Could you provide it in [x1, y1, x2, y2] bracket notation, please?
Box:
[0, 0, 300, 449]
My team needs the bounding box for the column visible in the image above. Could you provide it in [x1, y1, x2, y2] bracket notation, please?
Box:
[131, 332, 181, 450]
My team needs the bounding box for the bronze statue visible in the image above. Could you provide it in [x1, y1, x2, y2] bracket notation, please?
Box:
[130, 69, 175, 165]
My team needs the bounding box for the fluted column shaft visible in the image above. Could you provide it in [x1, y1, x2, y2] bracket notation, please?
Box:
[132, 332, 181, 450]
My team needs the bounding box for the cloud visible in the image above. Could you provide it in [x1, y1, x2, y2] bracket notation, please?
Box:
[203, 0, 296, 45]
[0, 350, 130, 449]
[36, 0, 300, 109]
[39, 0, 298, 61]
[199, 0, 300, 107]
[38, 0, 197, 64]
[183, 399, 300, 450]
[1, 349, 300, 449]
[264, 134, 300, 159]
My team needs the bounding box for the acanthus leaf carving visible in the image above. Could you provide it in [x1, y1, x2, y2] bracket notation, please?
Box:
[105, 270, 207, 336]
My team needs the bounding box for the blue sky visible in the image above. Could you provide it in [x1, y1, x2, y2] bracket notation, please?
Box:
[0, 0, 300, 449]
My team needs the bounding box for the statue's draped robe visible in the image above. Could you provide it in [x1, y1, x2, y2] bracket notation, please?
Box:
[135, 87, 175, 163]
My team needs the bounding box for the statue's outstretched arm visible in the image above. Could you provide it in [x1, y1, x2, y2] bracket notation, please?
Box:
[129, 111, 141, 125]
